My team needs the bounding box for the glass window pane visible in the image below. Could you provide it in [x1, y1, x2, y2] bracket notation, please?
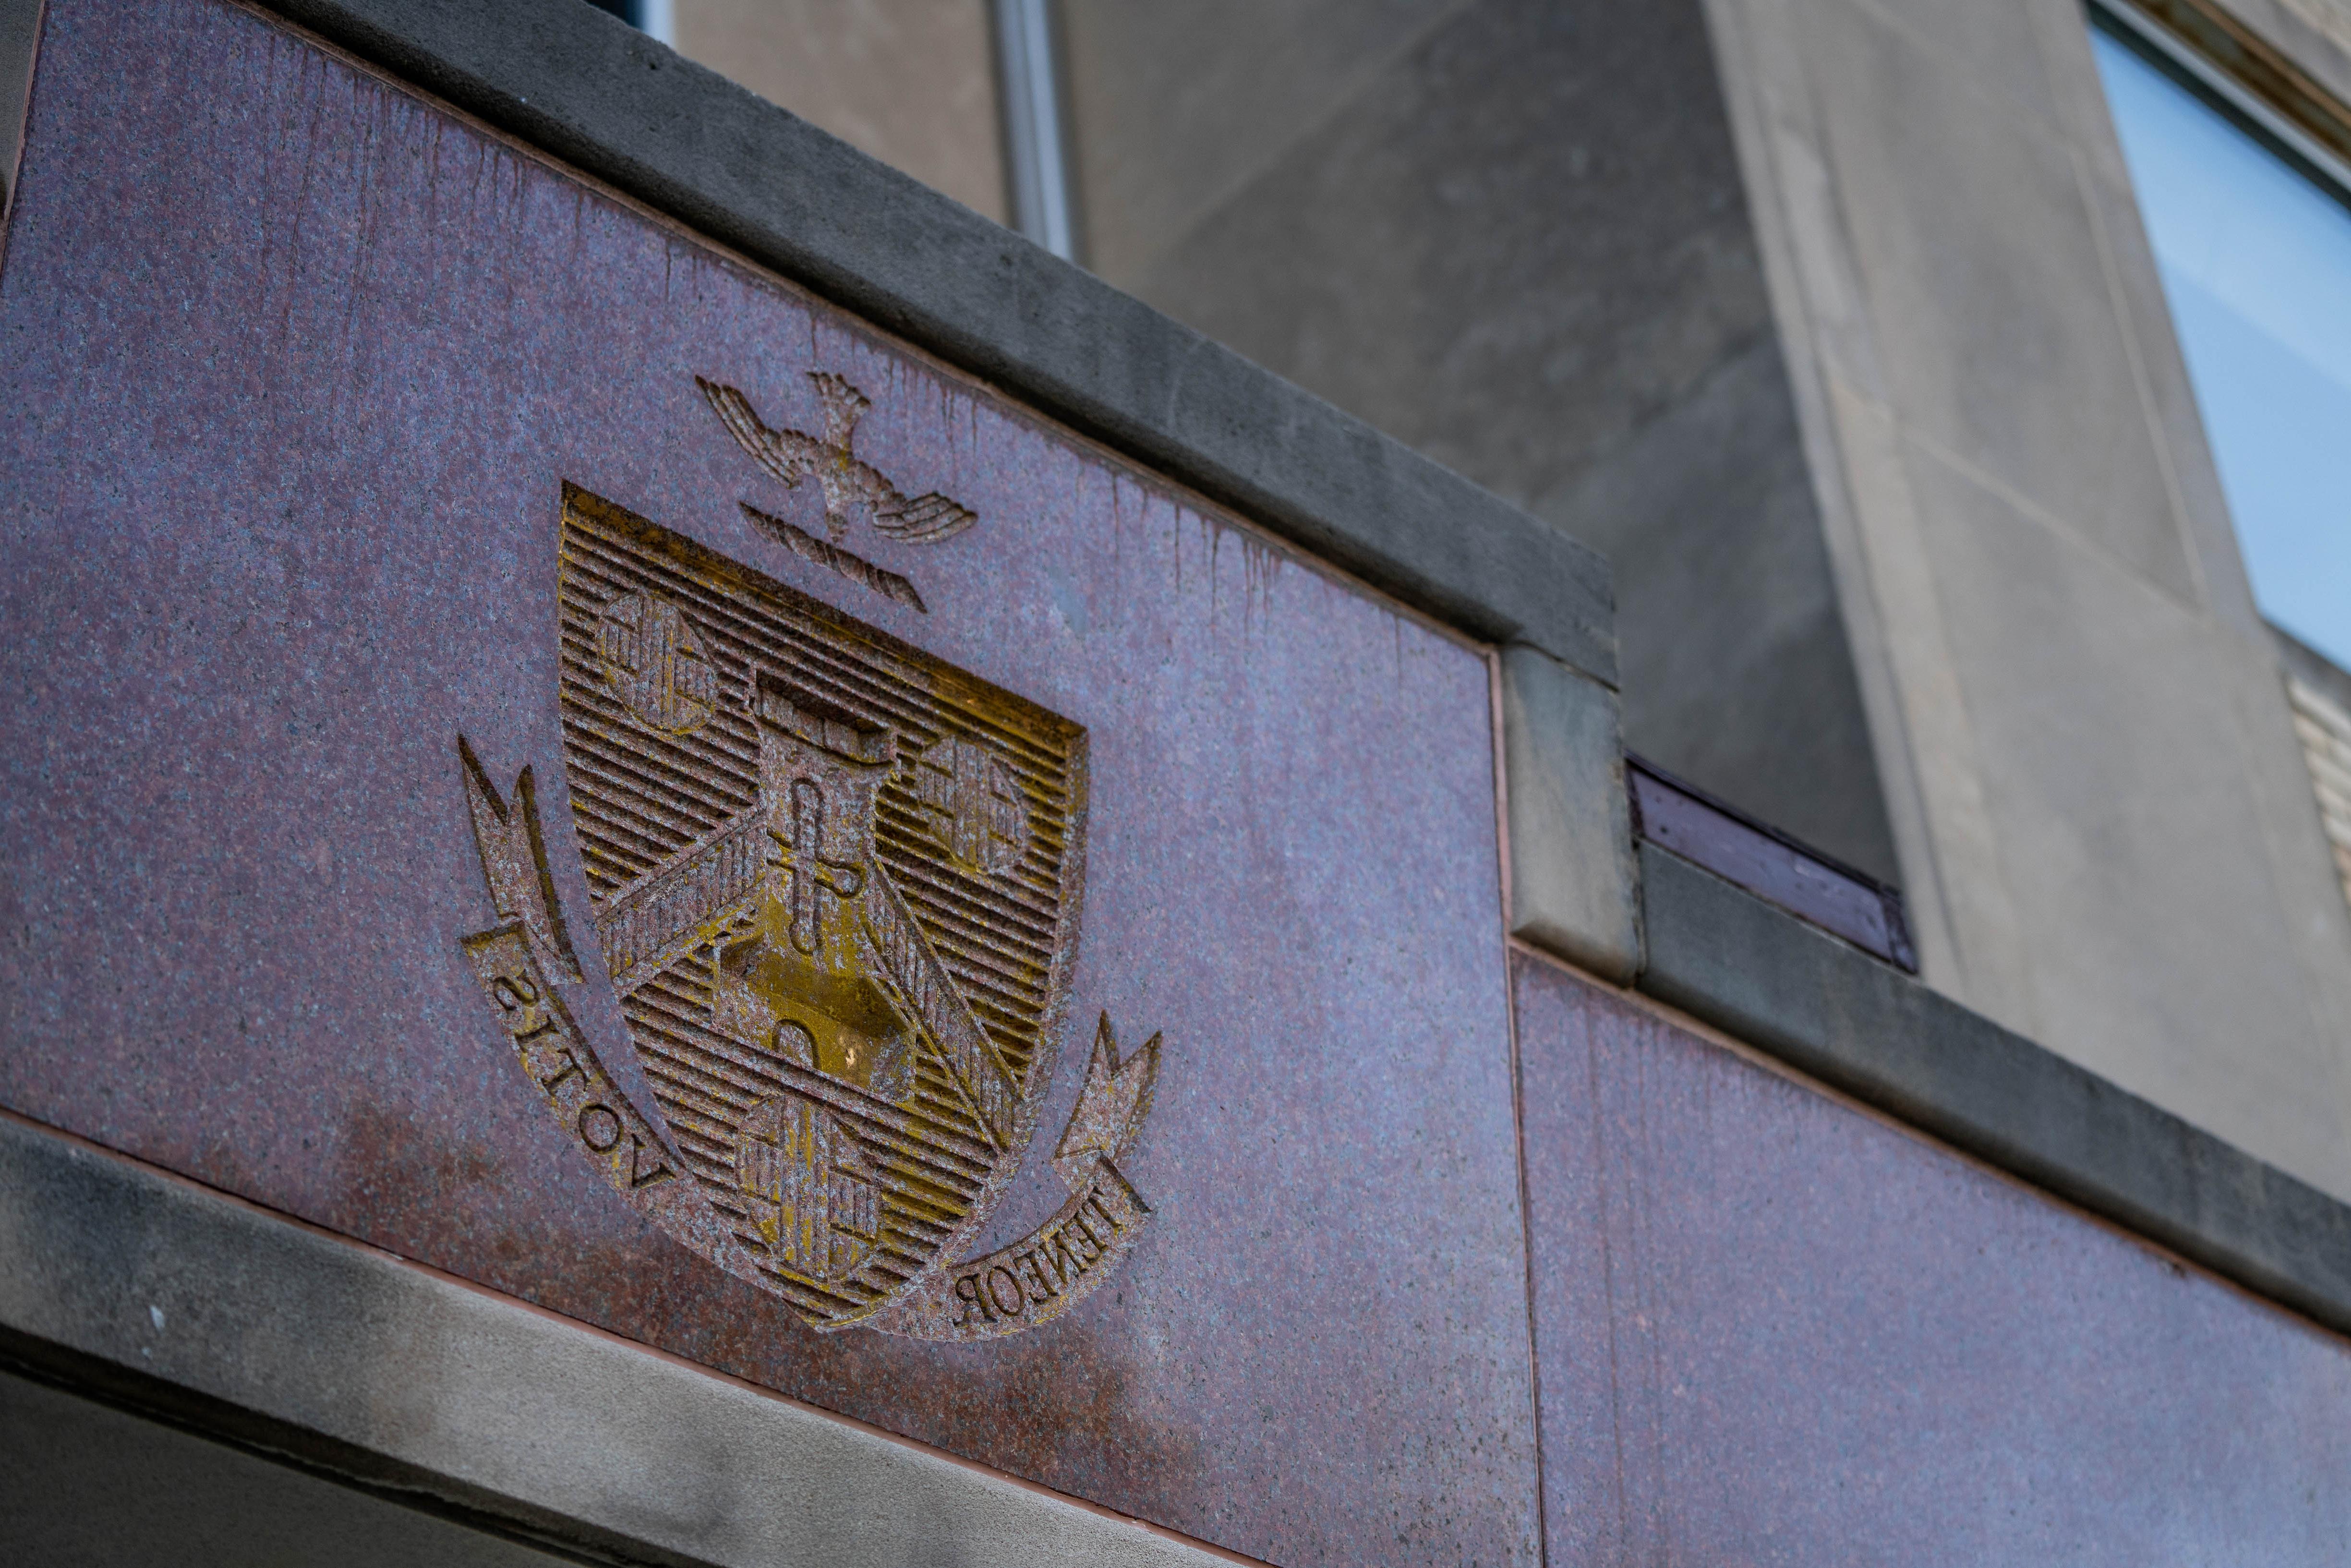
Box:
[2092, 24, 2351, 670]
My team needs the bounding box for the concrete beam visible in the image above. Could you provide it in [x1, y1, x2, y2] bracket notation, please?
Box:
[0, 1114, 1238, 1568]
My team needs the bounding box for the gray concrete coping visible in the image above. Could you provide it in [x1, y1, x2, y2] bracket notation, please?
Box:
[245, 0, 1616, 683]
[0, 1113, 1240, 1568]
[1500, 644, 1640, 982]
[1636, 841, 2351, 1340]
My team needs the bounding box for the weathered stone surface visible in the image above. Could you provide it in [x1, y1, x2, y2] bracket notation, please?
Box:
[0, 2, 1540, 1561]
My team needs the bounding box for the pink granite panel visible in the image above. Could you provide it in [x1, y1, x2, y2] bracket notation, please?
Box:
[0, 4, 1536, 1562]
[1516, 953, 2351, 1562]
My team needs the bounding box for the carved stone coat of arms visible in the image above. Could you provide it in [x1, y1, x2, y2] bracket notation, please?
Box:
[455, 395, 1157, 1342]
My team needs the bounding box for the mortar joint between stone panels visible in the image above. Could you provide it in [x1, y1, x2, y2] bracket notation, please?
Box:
[1489, 648, 1520, 950]
[1499, 949, 1552, 1568]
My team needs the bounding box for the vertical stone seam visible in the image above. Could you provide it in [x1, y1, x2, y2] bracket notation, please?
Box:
[1501, 958, 1551, 1568]
[1489, 650, 1519, 960]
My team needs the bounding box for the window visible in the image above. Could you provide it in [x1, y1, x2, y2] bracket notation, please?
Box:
[2092, 7, 2351, 671]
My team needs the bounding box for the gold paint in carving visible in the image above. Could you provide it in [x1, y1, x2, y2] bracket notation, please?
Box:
[712, 675, 916, 1104]
[455, 478, 1160, 1341]
[735, 1089, 882, 1279]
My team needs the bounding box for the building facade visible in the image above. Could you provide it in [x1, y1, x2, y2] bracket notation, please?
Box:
[4, 0, 2350, 1562]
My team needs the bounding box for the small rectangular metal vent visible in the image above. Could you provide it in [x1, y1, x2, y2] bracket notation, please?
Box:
[1628, 758, 1918, 972]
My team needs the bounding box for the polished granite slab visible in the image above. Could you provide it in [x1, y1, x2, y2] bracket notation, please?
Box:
[0, 2, 1537, 1561]
[1517, 952, 2351, 1561]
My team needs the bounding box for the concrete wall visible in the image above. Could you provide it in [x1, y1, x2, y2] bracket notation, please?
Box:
[1058, 0, 1903, 888]
[0, 0, 37, 210]
[1054, 0, 2351, 1205]
[2275, 0, 2351, 55]
[1705, 0, 2351, 1197]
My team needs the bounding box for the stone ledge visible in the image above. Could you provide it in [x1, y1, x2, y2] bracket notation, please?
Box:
[1499, 644, 1640, 981]
[1636, 842, 2351, 1339]
[0, 1113, 1236, 1568]
[246, 0, 1616, 683]
[0, 1357, 644, 1567]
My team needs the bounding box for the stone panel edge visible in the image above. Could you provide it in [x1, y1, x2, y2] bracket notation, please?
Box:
[1499, 644, 1640, 981]
[235, 0, 1616, 683]
[1635, 842, 2351, 1340]
[0, 1112, 1242, 1568]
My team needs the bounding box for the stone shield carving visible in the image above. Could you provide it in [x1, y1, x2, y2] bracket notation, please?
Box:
[457, 481, 1157, 1340]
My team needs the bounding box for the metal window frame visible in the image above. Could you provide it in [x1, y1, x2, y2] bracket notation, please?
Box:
[2092, 0, 2351, 203]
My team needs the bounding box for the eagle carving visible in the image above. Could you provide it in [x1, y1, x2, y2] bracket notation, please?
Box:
[698, 373, 977, 545]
